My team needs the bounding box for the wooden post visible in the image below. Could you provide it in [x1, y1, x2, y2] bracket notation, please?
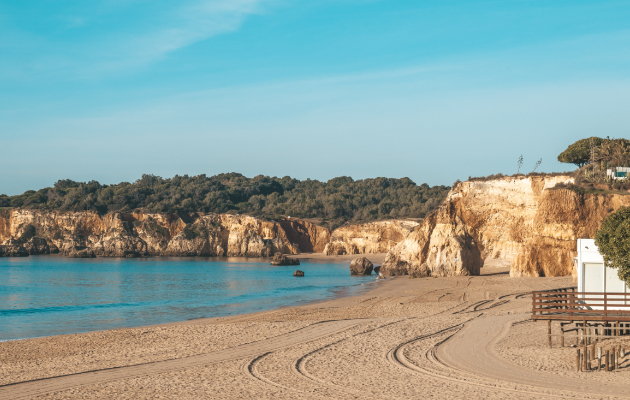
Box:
[591, 343, 595, 361]
[606, 350, 610, 372]
[615, 349, 619, 370]
[577, 348, 581, 372]
[584, 342, 588, 371]
[576, 323, 582, 346]
[548, 320, 552, 348]
[561, 328, 565, 347]
[598, 348, 601, 372]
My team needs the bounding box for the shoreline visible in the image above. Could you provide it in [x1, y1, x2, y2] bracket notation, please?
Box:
[292, 252, 386, 264]
[0, 253, 386, 342]
[6, 266, 628, 400]
[4, 251, 386, 264]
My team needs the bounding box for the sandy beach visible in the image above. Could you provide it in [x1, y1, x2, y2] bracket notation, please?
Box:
[2, 257, 630, 399]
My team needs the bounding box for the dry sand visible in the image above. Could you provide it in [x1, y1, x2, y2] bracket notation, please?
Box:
[1, 261, 630, 399]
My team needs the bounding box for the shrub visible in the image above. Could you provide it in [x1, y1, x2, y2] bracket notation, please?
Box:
[595, 206, 630, 287]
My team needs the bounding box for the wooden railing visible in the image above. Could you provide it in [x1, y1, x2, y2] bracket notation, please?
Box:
[532, 288, 630, 322]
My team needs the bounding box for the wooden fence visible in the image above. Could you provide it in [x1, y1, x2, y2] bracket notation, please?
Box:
[532, 287, 630, 323]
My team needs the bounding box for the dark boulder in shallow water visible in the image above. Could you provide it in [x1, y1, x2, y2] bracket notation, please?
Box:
[23, 237, 51, 255]
[373, 265, 381, 274]
[0, 243, 29, 257]
[349, 257, 373, 275]
[49, 243, 60, 254]
[271, 252, 300, 266]
[293, 270, 304, 277]
[68, 247, 96, 258]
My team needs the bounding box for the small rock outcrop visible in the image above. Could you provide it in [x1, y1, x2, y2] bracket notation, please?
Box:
[293, 270, 304, 277]
[0, 243, 29, 257]
[373, 265, 381, 274]
[349, 257, 373, 275]
[23, 237, 51, 255]
[271, 252, 300, 266]
[67, 247, 96, 258]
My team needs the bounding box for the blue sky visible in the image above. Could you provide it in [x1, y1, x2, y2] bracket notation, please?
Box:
[2, 0, 630, 195]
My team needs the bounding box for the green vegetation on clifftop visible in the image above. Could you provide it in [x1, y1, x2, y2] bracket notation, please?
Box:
[0, 173, 449, 229]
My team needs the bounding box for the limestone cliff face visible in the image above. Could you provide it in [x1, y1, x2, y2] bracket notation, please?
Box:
[380, 175, 629, 278]
[323, 220, 420, 256]
[0, 210, 317, 258]
[163, 214, 301, 257]
[277, 219, 331, 253]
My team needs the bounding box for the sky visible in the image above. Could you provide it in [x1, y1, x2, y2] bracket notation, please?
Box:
[2, 0, 630, 195]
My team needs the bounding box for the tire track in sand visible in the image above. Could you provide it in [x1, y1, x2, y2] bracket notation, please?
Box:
[435, 314, 630, 398]
[243, 301, 476, 397]
[386, 319, 580, 398]
[0, 319, 363, 400]
[387, 313, 630, 398]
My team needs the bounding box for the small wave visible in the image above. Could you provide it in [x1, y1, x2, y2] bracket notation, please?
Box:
[275, 285, 321, 292]
[0, 302, 139, 316]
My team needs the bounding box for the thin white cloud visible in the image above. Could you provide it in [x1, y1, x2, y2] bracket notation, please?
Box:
[117, 0, 266, 68]
[0, 0, 270, 79]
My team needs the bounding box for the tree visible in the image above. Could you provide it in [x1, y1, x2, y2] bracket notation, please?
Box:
[557, 137, 605, 168]
[594, 206, 630, 287]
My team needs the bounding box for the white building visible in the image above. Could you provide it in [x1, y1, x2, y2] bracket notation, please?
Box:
[606, 167, 630, 179]
[576, 239, 629, 309]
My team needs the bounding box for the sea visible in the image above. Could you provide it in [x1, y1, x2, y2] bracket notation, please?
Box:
[0, 256, 377, 341]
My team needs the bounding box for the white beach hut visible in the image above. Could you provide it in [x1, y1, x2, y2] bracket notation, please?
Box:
[577, 239, 629, 309]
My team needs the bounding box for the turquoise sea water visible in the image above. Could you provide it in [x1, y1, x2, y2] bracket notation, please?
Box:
[0, 256, 377, 341]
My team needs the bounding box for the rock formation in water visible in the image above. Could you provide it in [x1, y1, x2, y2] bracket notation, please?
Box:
[381, 175, 630, 278]
[323, 220, 420, 256]
[23, 237, 53, 255]
[349, 257, 373, 275]
[271, 252, 300, 266]
[0, 241, 29, 257]
[293, 270, 304, 277]
[68, 247, 96, 258]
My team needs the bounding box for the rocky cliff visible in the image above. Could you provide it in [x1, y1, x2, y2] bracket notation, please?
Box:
[277, 218, 331, 253]
[323, 220, 420, 255]
[0, 210, 329, 258]
[380, 175, 630, 278]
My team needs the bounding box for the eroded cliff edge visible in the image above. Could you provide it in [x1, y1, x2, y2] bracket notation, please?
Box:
[0, 210, 329, 258]
[380, 175, 630, 278]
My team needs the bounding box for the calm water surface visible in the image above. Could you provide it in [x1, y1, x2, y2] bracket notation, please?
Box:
[0, 256, 376, 341]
